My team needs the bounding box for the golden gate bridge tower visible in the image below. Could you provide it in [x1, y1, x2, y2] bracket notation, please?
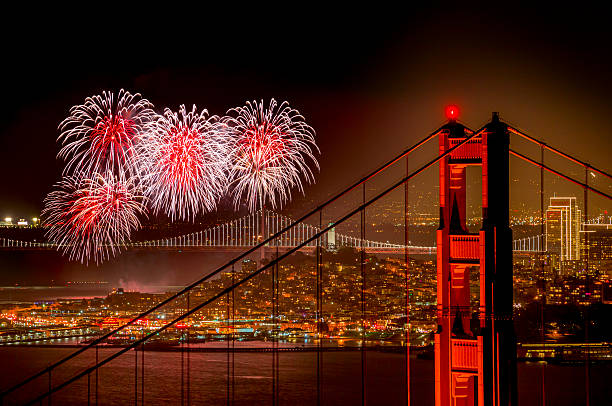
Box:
[435, 110, 517, 406]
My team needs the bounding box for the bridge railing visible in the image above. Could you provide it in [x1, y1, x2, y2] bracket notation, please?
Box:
[0, 124, 485, 405]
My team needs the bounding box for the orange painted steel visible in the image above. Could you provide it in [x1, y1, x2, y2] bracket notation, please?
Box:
[436, 114, 517, 406]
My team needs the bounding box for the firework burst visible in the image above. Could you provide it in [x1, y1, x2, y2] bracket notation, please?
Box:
[137, 105, 229, 221]
[57, 89, 155, 178]
[43, 172, 146, 264]
[226, 99, 319, 212]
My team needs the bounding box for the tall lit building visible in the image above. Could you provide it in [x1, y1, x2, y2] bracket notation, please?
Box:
[546, 197, 581, 264]
[581, 221, 612, 261]
[327, 223, 336, 250]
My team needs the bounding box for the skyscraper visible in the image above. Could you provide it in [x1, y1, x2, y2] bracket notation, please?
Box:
[546, 197, 581, 265]
[327, 222, 336, 250]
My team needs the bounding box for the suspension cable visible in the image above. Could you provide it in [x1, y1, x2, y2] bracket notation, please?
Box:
[539, 145, 546, 406]
[584, 167, 591, 406]
[231, 263, 236, 406]
[509, 150, 612, 201]
[0, 126, 452, 399]
[316, 210, 322, 406]
[508, 126, 612, 180]
[404, 154, 411, 406]
[360, 182, 366, 406]
[25, 124, 485, 406]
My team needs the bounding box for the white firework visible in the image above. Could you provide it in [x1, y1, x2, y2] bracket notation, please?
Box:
[57, 89, 155, 178]
[226, 99, 319, 212]
[137, 105, 230, 221]
[42, 172, 147, 264]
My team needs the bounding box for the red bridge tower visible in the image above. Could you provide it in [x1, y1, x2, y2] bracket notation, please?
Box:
[435, 111, 517, 406]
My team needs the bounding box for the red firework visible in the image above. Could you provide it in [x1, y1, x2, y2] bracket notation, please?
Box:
[240, 123, 286, 171]
[57, 89, 154, 178]
[160, 125, 201, 189]
[43, 173, 146, 264]
[226, 99, 319, 212]
[89, 115, 137, 166]
[138, 105, 228, 221]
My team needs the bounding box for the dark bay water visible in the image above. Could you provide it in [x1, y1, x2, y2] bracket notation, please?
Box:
[0, 285, 184, 303]
[0, 346, 610, 405]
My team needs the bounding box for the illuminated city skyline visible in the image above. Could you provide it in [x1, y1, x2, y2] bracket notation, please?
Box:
[1, 4, 612, 406]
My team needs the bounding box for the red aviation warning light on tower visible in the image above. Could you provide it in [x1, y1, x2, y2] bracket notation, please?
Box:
[445, 105, 460, 121]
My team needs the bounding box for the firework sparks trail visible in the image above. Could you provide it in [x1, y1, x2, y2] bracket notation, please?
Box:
[42, 172, 147, 264]
[57, 89, 155, 178]
[137, 105, 230, 221]
[226, 99, 319, 212]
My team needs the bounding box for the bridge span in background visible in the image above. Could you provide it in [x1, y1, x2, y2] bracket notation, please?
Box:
[0, 209, 543, 254]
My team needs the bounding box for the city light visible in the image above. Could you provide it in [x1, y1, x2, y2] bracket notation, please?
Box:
[1, 9, 612, 405]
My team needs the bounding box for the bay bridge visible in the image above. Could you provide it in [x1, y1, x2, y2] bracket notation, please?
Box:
[0, 209, 545, 255]
[0, 209, 431, 255]
[1, 111, 611, 406]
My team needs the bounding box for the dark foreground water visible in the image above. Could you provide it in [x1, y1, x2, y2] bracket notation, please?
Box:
[0, 346, 610, 405]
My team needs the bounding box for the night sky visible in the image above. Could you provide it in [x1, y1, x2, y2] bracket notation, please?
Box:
[2, 4, 612, 218]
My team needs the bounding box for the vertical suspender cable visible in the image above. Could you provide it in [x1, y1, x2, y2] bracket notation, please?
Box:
[271, 243, 276, 406]
[275, 245, 280, 406]
[404, 154, 411, 406]
[540, 145, 546, 406]
[227, 277, 231, 406]
[361, 182, 366, 406]
[181, 295, 185, 406]
[584, 167, 590, 406]
[316, 210, 322, 406]
[232, 264, 236, 406]
[138, 334, 142, 406]
[141, 332, 145, 406]
[186, 292, 190, 405]
[95, 343, 99, 406]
